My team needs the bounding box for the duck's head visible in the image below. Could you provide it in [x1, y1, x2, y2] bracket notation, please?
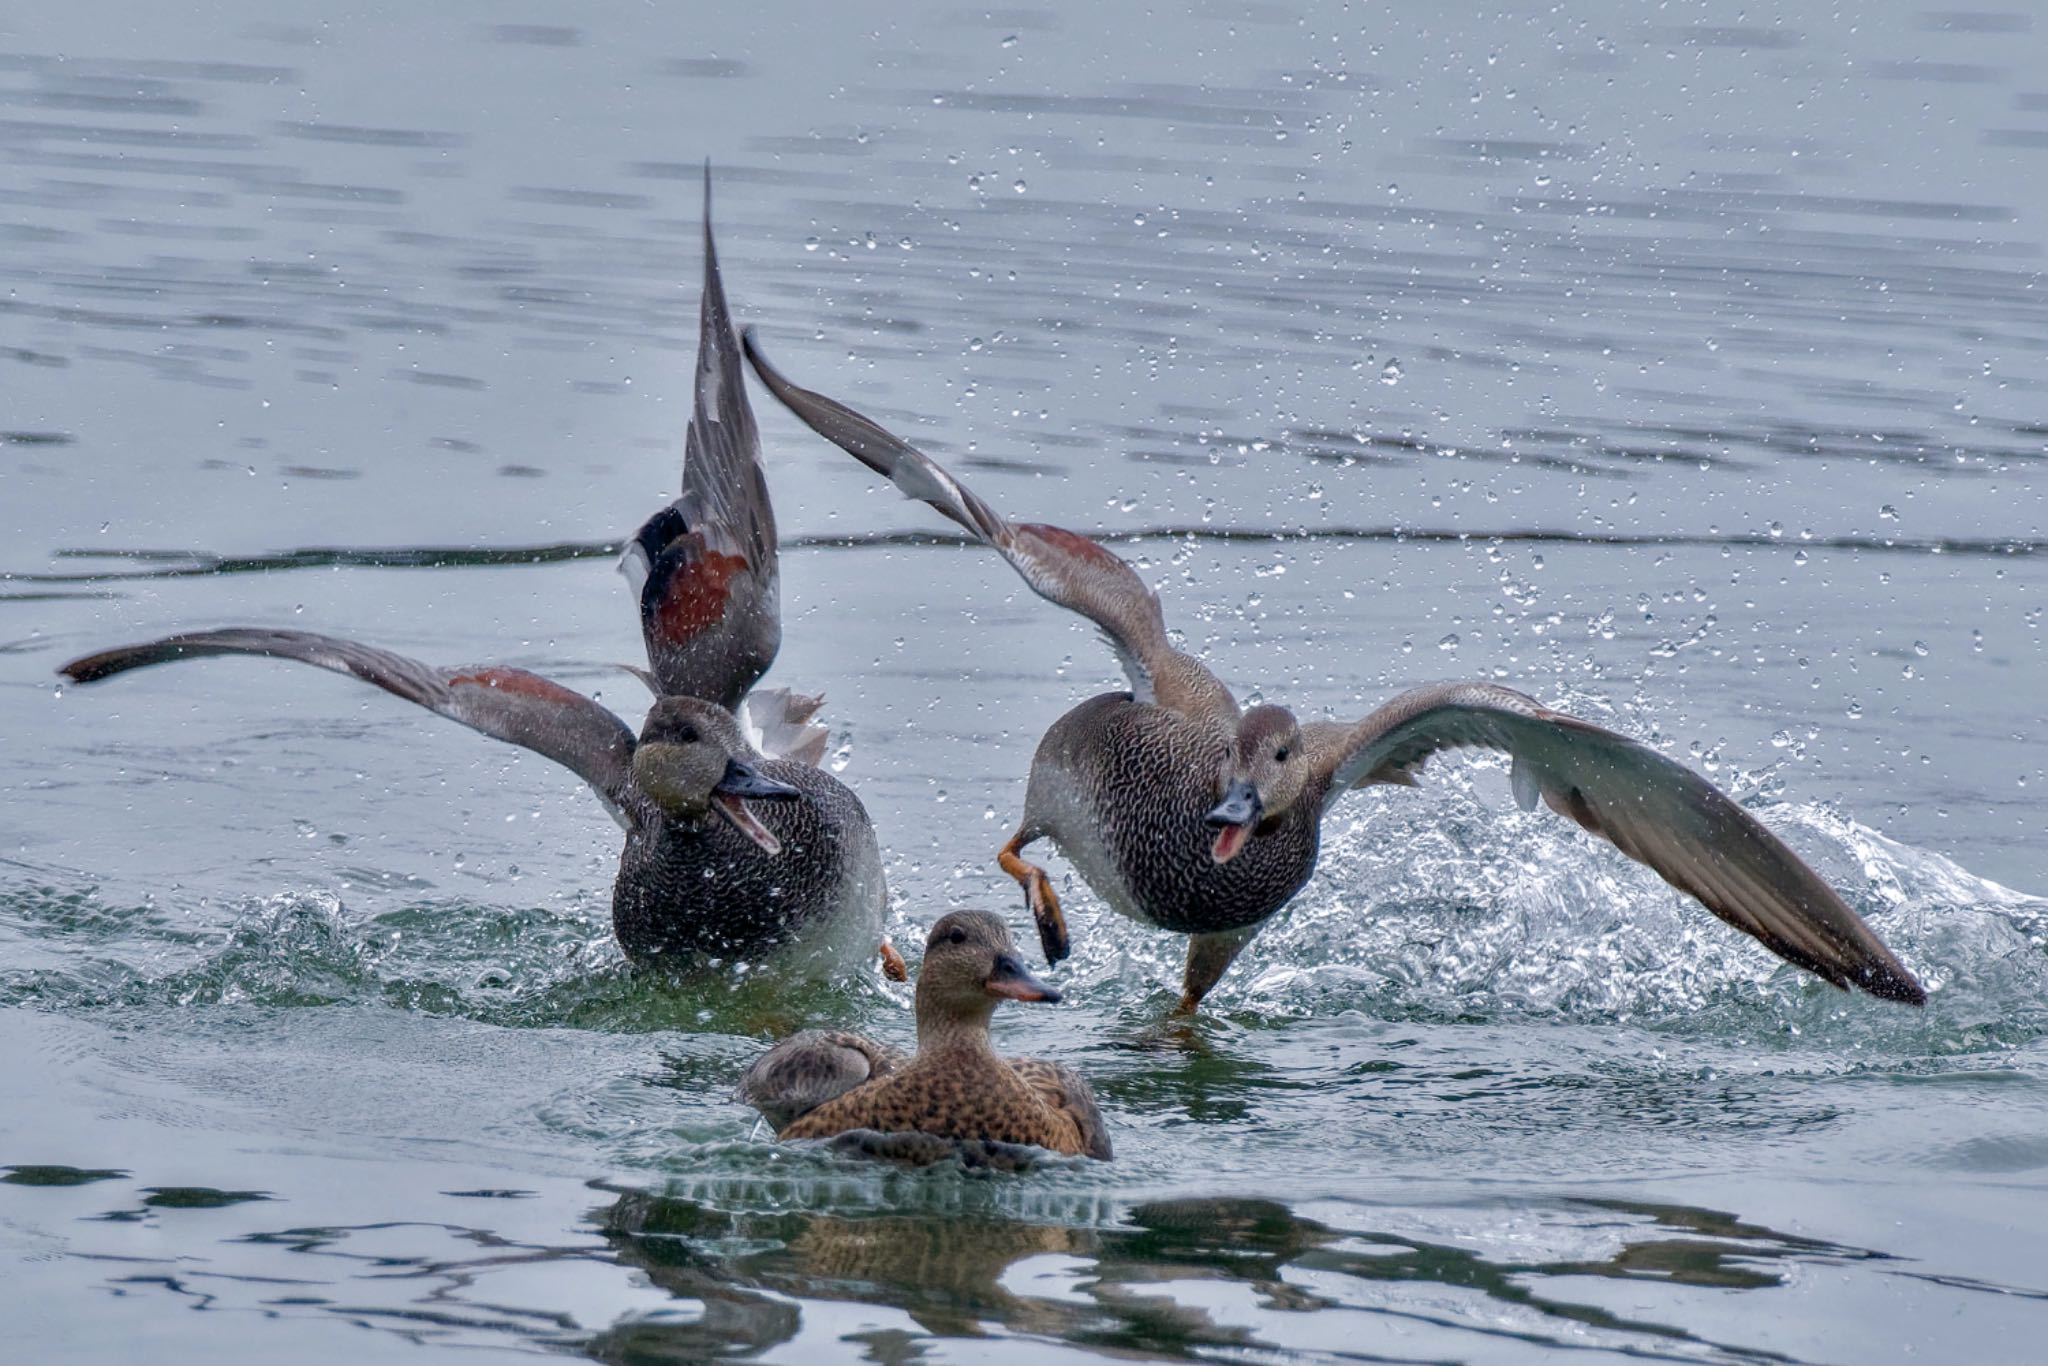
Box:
[632, 696, 799, 854]
[915, 910, 1061, 1027]
[1205, 703, 1306, 864]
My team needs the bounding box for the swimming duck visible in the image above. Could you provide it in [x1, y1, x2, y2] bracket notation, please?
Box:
[738, 911, 1112, 1160]
[741, 333, 1926, 1013]
[58, 175, 886, 975]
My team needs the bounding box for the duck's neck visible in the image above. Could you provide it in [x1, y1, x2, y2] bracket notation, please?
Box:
[914, 1003, 1001, 1059]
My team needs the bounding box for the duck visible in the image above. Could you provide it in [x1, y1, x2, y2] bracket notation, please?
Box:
[737, 911, 1112, 1160]
[739, 331, 1927, 1013]
[57, 173, 886, 976]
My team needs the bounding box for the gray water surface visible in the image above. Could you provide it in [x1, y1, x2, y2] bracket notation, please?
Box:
[4, 3, 2046, 1362]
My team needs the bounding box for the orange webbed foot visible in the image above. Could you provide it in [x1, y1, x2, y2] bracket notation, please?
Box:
[998, 833, 1070, 964]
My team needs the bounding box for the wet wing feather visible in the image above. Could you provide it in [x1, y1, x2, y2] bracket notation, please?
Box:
[59, 627, 638, 823]
[735, 1029, 905, 1130]
[1012, 1058, 1114, 1160]
[632, 167, 779, 706]
[743, 330, 1176, 705]
[1312, 681, 1925, 1005]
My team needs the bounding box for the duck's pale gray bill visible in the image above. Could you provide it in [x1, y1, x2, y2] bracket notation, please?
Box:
[714, 759, 800, 800]
[986, 952, 1061, 1003]
[1204, 781, 1261, 829]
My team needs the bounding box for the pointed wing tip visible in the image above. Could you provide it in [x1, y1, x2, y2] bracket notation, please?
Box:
[1815, 950, 1925, 1006]
[1862, 965, 1928, 1007]
[700, 182, 722, 294]
[739, 329, 807, 408]
[58, 644, 166, 684]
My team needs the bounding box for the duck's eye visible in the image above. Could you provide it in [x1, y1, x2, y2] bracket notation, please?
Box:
[675, 724, 699, 744]
[947, 927, 968, 945]
[1274, 746, 1290, 763]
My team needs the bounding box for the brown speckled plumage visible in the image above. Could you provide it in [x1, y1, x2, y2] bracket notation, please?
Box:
[738, 912, 1111, 1160]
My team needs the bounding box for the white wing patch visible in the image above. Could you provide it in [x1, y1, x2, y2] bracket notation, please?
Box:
[618, 539, 653, 600]
[740, 686, 832, 766]
[1102, 629, 1157, 705]
[735, 692, 770, 754]
[1510, 753, 1542, 812]
[699, 352, 726, 428]
[891, 454, 964, 512]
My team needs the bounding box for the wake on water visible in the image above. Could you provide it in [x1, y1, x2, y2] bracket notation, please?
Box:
[4, 765, 2041, 1052]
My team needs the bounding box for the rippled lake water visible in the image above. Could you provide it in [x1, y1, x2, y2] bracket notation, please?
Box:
[4, 2, 2046, 1361]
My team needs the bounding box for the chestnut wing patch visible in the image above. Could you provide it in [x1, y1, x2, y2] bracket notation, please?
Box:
[1017, 522, 1125, 571]
[628, 500, 774, 707]
[445, 667, 592, 706]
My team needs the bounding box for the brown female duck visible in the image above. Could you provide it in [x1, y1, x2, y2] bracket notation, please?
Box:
[57, 175, 885, 976]
[741, 333, 1926, 1013]
[738, 911, 1112, 1160]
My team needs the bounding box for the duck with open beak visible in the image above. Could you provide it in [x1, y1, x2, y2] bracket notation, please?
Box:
[1205, 784, 1260, 864]
[743, 329, 1927, 1015]
[630, 713, 803, 855]
[58, 171, 890, 978]
[1203, 704, 1304, 865]
[712, 755, 802, 853]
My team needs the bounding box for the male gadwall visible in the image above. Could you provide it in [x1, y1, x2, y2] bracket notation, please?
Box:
[59, 177, 885, 975]
[741, 334, 1925, 1013]
[738, 911, 1112, 1160]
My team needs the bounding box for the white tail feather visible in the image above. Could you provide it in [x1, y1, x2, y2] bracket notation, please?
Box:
[741, 686, 831, 766]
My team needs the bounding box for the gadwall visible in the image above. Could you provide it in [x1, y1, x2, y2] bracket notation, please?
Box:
[738, 911, 1112, 1160]
[58, 176, 886, 975]
[741, 334, 1925, 1013]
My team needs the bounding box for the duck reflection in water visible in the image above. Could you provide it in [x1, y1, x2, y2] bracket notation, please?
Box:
[587, 1186, 1871, 1362]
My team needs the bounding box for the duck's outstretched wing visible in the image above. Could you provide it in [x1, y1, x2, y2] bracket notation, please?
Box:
[622, 167, 779, 709]
[743, 331, 1233, 719]
[737, 1029, 906, 1131]
[1305, 682, 1924, 1005]
[59, 627, 640, 826]
[1012, 1058, 1113, 1160]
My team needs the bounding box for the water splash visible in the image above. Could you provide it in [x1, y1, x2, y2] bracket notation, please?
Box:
[1049, 763, 2047, 1051]
[0, 880, 891, 1036]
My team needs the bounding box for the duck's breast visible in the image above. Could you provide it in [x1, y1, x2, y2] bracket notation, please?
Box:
[612, 761, 882, 969]
[1026, 694, 1319, 936]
